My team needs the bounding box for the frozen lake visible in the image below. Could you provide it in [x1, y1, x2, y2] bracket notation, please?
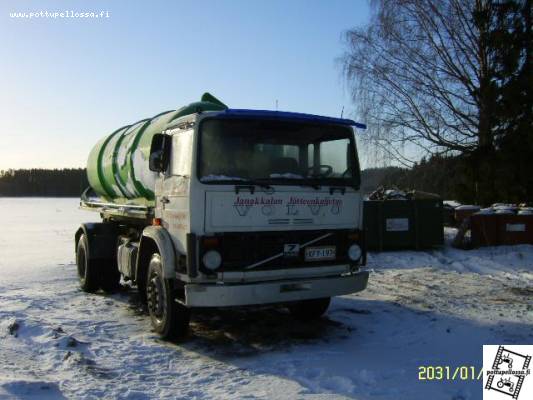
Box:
[0, 198, 532, 399]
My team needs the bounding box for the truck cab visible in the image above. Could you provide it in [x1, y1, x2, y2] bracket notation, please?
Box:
[76, 108, 368, 339]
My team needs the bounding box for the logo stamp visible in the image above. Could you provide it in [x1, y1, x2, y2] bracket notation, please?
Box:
[283, 243, 300, 257]
[484, 345, 532, 399]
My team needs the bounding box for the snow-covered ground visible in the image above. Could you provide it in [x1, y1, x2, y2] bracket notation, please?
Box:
[0, 198, 532, 400]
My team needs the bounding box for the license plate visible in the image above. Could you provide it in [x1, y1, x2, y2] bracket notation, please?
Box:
[304, 246, 336, 261]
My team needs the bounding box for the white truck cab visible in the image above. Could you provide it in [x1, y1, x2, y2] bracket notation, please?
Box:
[77, 109, 368, 339]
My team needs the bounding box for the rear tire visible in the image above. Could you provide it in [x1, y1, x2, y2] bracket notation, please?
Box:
[146, 253, 190, 339]
[76, 234, 99, 293]
[288, 297, 331, 321]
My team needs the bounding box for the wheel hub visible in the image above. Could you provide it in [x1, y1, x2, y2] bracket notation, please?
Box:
[147, 274, 165, 321]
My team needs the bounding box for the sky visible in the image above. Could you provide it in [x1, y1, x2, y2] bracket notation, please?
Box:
[0, 0, 370, 170]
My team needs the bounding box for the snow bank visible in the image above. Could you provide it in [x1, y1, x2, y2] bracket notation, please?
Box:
[0, 198, 532, 399]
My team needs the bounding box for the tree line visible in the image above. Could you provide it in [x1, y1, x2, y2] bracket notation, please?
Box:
[344, 0, 532, 205]
[0, 169, 89, 197]
[362, 153, 532, 204]
[0, 159, 526, 203]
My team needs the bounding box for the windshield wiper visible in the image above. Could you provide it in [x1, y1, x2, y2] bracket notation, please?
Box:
[266, 176, 322, 190]
[329, 186, 347, 195]
[234, 180, 273, 194]
[299, 182, 321, 190]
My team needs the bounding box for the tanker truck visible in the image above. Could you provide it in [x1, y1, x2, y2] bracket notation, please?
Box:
[75, 93, 369, 339]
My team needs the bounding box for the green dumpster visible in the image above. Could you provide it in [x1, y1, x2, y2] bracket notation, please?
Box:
[364, 199, 444, 251]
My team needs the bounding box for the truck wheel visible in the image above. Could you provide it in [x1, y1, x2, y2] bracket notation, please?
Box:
[99, 261, 121, 293]
[146, 253, 190, 339]
[287, 297, 331, 321]
[76, 234, 99, 293]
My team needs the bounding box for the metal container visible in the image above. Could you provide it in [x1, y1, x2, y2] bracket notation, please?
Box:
[471, 213, 533, 246]
[454, 205, 481, 226]
[498, 214, 533, 245]
[87, 93, 227, 202]
[364, 199, 443, 251]
[470, 213, 500, 247]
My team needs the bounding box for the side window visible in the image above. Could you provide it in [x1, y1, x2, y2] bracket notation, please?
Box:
[308, 144, 315, 166]
[319, 138, 351, 177]
[170, 130, 193, 176]
[281, 145, 299, 161]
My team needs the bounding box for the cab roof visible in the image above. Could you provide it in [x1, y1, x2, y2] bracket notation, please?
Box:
[204, 108, 366, 129]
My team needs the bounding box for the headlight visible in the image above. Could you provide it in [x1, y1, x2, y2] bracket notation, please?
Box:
[202, 250, 222, 271]
[348, 244, 361, 261]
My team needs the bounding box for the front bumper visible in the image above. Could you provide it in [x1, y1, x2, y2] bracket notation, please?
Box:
[183, 271, 369, 307]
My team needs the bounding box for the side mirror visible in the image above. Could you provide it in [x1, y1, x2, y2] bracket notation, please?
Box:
[149, 133, 171, 172]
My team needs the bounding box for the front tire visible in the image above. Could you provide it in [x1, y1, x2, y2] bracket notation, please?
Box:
[287, 297, 331, 321]
[76, 234, 99, 293]
[146, 253, 190, 339]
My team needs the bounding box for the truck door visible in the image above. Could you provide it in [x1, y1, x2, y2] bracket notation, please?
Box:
[158, 130, 193, 255]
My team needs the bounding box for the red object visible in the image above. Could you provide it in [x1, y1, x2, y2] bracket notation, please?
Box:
[202, 237, 219, 248]
[498, 214, 533, 245]
[471, 214, 533, 246]
[470, 214, 500, 247]
[455, 206, 481, 226]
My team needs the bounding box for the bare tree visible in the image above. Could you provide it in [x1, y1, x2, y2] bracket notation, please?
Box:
[343, 0, 500, 165]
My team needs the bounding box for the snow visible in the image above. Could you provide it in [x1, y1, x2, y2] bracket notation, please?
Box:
[476, 208, 495, 214]
[444, 200, 461, 208]
[456, 205, 481, 211]
[1, 198, 532, 399]
[492, 203, 517, 210]
[495, 209, 514, 214]
[269, 173, 304, 179]
[200, 175, 247, 182]
[384, 189, 407, 199]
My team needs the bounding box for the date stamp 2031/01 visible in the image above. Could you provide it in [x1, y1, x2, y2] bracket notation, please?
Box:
[418, 365, 483, 381]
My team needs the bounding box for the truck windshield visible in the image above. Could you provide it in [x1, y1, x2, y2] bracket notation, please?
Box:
[198, 118, 361, 188]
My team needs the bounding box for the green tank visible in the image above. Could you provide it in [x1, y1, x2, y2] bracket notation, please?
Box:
[86, 93, 227, 203]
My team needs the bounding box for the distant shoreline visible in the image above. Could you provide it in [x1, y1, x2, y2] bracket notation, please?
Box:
[0, 168, 88, 198]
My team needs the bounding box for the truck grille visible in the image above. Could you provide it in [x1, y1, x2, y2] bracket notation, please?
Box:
[201, 230, 355, 272]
